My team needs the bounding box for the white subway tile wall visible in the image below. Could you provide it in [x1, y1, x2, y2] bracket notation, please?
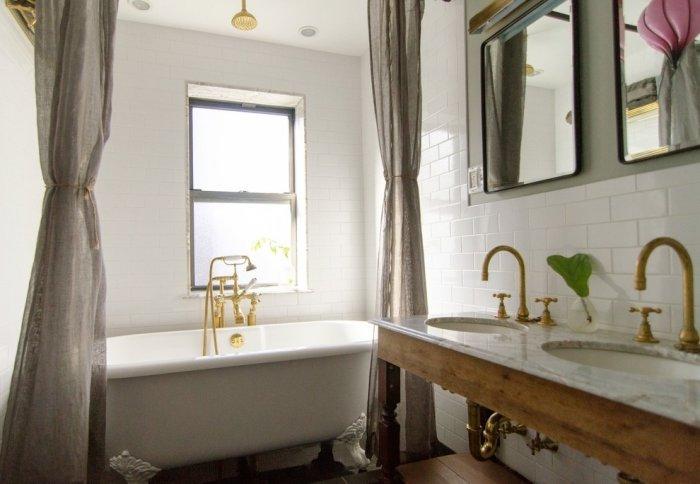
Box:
[100, 21, 366, 335]
[420, 0, 698, 481]
[0, 9, 42, 432]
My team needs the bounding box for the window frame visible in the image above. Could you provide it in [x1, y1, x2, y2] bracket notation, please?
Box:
[188, 97, 297, 291]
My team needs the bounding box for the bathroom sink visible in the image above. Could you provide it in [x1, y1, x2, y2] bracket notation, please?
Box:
[425, 317, 527, 335]
[542, 341, 700, 380]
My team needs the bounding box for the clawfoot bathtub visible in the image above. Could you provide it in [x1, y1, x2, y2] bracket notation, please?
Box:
[106, 320, 373, 477]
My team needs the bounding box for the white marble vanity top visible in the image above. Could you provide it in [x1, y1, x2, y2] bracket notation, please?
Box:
[370, 312, 700, 428]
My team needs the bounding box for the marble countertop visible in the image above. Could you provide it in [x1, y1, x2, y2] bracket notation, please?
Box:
[370, 313, 700, 428]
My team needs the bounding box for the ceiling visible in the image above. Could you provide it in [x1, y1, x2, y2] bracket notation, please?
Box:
[117, 0, 369, 56]
[525, 16, 573, 90]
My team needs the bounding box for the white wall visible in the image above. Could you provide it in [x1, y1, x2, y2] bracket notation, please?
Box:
[100, 21, 366, 335]
[413, 0, 700, 482]
[554, 84, 574, 175]
[361, 50, 383, 318]
[521, 86, 556, 183]
[0, 9, 42, 429]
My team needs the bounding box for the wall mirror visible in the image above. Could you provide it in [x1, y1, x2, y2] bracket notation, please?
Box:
[614, 0, 700, 163]
[481, 0, 581, 193]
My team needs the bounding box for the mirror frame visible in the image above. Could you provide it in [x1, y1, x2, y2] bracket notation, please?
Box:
[612, 0, 700, 164]
[480, 0, 583, 193]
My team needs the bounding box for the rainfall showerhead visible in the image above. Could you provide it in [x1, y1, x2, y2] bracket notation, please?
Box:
[232, 0, 257, 31]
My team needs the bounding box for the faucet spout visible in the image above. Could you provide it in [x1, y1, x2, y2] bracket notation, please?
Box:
[636, 237, 699, 352]
[482, 245, 530, 322]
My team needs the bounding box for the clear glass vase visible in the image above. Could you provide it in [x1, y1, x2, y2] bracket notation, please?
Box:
[566, 297, 598, 333]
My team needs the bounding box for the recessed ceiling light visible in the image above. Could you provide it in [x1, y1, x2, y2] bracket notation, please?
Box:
[129, 0, 151, 11]
[299, 26, 319, 38]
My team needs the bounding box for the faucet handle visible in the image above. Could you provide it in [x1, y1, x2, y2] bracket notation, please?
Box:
[629, 306, 662, 316]
[629, 306, 661, 344]
[493, 293, 511, 319]
[534, 297, 558, 308]
[534, 297, 558, 326]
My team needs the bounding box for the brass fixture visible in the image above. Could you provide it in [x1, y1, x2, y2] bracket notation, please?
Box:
[247, 293, 260, 326]
[468, 0, 526, 34]
[630, 306, 662, 344]
[5, 0, 35, 40]
[230, 333, 244, 348]
[202, 255, 260, 356]
[627, 100, 659, 119]
[493, 293, 511, 319]
[535, 297, 558, 326]
[527, 432, 558, 455]
[232, 0, 257, 31]
[482, 246, 531, 322]
[466, 401, 526, 461]
[636, 237, 700, 353]
[525, 64, 543, 77]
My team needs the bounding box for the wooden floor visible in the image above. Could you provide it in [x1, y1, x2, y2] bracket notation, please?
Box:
[397, 454, 529, 484]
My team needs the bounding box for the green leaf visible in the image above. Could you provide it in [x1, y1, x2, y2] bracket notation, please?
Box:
[547, 253, 592, 298]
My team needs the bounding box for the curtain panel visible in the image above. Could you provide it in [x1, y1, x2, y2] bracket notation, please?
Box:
[0, 1, 117, 481]
[365, 0, 436, 463]
[484, 32, 527, 189]
[658, 44, 700, 149]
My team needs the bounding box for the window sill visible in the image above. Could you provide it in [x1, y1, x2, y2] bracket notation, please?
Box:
[182, 286, 313, 299]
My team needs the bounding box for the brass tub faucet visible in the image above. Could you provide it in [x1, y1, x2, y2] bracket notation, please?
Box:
[482, 246, 530, 323]
[636, 237, 699, 353]
[201, 255, 260, 356]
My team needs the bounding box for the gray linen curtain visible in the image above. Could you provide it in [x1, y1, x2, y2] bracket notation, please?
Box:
[484, 31, 527, 190]
[658, 44, 700, 149]
[365, 0, 436, 463]
[0, 1, 117, 481]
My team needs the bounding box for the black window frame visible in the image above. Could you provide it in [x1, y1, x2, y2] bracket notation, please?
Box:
[188, 97, 297, 291]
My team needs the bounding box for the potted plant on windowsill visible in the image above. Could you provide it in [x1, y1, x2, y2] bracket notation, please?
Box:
[547, 253, 597, 332]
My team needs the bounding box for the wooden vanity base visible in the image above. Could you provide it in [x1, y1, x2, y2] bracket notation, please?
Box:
[377, 328, 699, 483]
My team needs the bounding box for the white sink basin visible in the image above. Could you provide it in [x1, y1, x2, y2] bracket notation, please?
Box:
[542, 342, 700, 380]
[426, 317, 528, 335]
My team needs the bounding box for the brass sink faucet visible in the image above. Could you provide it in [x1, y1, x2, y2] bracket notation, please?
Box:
[482, 246, 530, 322]
[636, 237, 699, 353]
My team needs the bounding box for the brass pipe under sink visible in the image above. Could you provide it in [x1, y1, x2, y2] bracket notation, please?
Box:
[466, 401, 526, 461]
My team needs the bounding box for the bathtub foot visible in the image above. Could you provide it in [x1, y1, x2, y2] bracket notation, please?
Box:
[309, 440, 346, 479]
[109, 450, 161, 484]
[336, 413, 371, 469]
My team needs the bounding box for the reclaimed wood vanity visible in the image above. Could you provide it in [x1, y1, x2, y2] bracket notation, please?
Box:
[372, 315, 700, 483]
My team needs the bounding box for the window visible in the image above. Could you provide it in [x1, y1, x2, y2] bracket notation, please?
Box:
[189, 98, 296, 290]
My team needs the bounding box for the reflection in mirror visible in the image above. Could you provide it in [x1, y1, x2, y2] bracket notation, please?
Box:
[481, 0, 580, 193]
[615, 0, 700, 162]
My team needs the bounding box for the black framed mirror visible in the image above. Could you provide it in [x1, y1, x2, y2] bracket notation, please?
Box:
[613, 0, 700, 163]
[481, 0, 581, 193]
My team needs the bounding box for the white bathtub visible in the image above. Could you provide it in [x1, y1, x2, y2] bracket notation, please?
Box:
[106, 320, 373, 469]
